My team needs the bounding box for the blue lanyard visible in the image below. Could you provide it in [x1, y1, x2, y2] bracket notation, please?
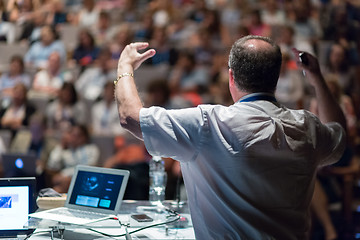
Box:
[239, 94, 277, 103]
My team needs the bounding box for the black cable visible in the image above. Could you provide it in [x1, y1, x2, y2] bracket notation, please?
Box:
[24, 210, 181, 239]
[86, 214, 181, 238]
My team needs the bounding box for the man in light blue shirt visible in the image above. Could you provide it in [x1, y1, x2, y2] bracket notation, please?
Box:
[114, 37, 346, 239]
[24, 26, 66, 69]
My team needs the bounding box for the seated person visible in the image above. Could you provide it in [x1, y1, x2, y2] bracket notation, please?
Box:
[46, 124, 100, 193]
[103, 135, 148, 200]
[75, 47, 116, 101]
[0, 55, 31, 107]
[45, 82, 87, 138]
[31, 52, 73, 99]
[24, 25, 66, 69]
[0, 83, 36, 137]
[71, 28, 100, 71]
[91, 82, 126, 136]
[103, 135, 147, 168]
[309, 75, 357, 240]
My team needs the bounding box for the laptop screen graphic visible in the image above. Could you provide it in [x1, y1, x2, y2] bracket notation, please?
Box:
[68, 170, 124, 211]
[0, 186, 29, 230]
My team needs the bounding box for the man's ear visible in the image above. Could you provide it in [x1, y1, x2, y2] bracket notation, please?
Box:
[228, 68, 237, 101]
[229, 68, 235, 88]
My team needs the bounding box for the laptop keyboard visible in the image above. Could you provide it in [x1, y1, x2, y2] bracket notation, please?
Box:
[50, 208, 108, 220]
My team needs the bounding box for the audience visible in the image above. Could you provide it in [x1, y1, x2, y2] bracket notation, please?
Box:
[71, 28, 100, 71]
[0, 83, 36, 137]
[0, 2, 359, 238]
[91, 82, 125, 136]
[76, 0, 99, 28]
[322, 43, 359, 96]
[24, 25, 66, 69]
[310, 75, 358, 240]
[0, 55, 31, 107]
[45, 82, 87, 138]
[75, 47, 116, 101]
[19, 10, 46, 44]
[31, 51, 73, 99]
[91, 10, 113, 46]
[46, 124, 99, 193]
[108, 23, 133, 61]
[260, 0, 286, 26]
[168, 50, 209, 100]
[275, 53, 304, 109]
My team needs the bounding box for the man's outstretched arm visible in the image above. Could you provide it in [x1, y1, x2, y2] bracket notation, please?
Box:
[115, 42, 156, 139]
[292, 48, 347, 131]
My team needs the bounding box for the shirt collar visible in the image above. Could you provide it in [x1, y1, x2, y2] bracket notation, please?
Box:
[237, 92, 277, 103]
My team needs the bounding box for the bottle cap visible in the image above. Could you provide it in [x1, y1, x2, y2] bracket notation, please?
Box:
[152, 156, 162, 162]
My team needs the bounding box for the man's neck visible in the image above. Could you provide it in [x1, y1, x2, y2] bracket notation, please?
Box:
[231, 90, 250, 103]
[232, 91, 275, 103]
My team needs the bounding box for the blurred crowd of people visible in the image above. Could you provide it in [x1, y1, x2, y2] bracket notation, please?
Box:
[0, 0, 360, 238]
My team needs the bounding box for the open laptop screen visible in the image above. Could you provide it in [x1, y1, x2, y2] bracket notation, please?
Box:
[0, 177, 36, 237]
[68, 170, 124, 211]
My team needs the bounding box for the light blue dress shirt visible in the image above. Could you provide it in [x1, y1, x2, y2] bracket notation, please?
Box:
[140, 94, 345, 240]
[24, 40, 66, 68]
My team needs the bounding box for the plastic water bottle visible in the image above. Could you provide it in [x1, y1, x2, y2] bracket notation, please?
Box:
[149, 156, 167, 205]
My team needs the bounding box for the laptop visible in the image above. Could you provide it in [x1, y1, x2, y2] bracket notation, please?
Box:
[30, 165, 130, 225]
[1, 153, 37, 178]
[0, 177, 37, 238]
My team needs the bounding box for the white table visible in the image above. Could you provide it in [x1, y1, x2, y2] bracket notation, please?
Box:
[27, 200, 195, 240]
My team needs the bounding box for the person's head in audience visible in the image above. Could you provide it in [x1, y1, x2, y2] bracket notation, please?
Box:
[327, 43, 349, 72]
[278, 25, 294, 46]
[102, 81, 115, 105]
[50, 0, 64, 14]
[9, 55, 25, 76]
[59, 82, 78, 106]
[146, 79, 170, 107]
[177, 50, 196, 73]
[150, 26, 168, 46]
[98, 11, 111, 31]
[78, 28, 96, 49]
[265, 0, 279, 14]
[12, 83, 28, 107]
[293, 2, 310, 23]
[97, 47, 112, 71]
[71, 124, 90, 148]
[33, 11, 47, 27]
[235, 25, 250, 40]
[48, 52, 61, 74]
[83, 0, 96, 12]
[113, 24, 133, 48]
[20, 0, 34, 12]
[202, 9, 220, 35]
[249, 9, 263, 27]
[40, 25, 59, 46]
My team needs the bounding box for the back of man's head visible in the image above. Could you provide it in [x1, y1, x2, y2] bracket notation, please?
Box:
[228, 35, 282, 93]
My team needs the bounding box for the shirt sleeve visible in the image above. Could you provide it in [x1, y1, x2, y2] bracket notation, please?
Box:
[140, 106, 205, 162]
[316, 122, 346, 166]
[47, 145, 65, 171]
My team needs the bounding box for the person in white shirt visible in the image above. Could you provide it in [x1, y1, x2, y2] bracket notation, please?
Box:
[114, 38, 346, 239]
[77, 0, 99, 28]
[75, 47, 116, 101]
[32, 51, 73, 99]
[91, 82, 125, 136]
[47, 124, 99, 193]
